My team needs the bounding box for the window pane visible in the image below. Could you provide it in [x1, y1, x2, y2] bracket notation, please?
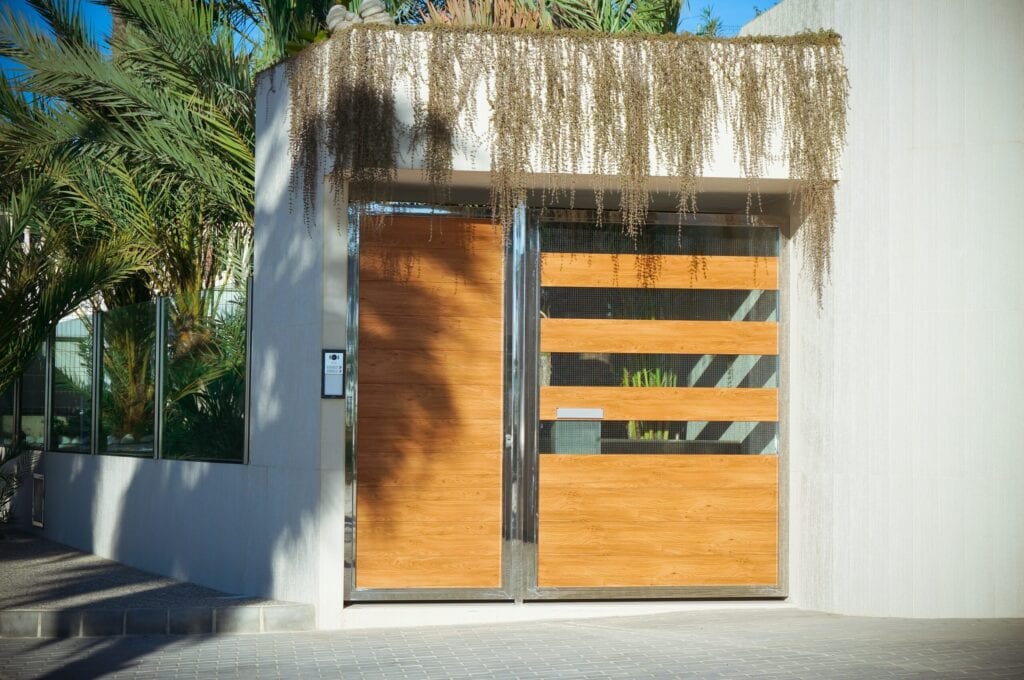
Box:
[542, 222, 779, 256]
[541, 288, 778, 321]
[99, 302, 155, 457]
[162, 290, 246, 462]
[540, 420, 778, 455]
[538, 217, 779, 456]
[51, 317, 93, 453]
[19, 345, 46, 450]
[0, 383, 14, 450]
[544, 353, 778, 389]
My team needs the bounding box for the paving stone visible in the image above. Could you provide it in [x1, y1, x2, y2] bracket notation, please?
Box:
[82, 609, 125, 636]
[126, 608, 169, 635]
[263, 604, 315, 632]
[39, 610, 81, 637]
[4, 609, 1024, 679]
[216, 607, 262, 634]
[169, 607, 213, 635]
[0, 611, 38, 638]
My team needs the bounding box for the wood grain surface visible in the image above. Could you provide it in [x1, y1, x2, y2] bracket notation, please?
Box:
[356, 216, 504, 590]
[538, 455, 778, 587]
[540, 319, 778, 355]
[539, 386, 778, 421]
[541, 254, 778, 290]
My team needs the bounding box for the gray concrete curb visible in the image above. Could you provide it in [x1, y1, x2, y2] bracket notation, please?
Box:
[0, 603, 315, 638]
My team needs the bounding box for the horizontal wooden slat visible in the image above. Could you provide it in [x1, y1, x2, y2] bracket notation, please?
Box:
[357, 421, 501, 459]
[362, 247, 503, 284]
[540, 386, 777, 421]
[357, 495, 503, 524]
[539, 487, 777, 523]
[536, 554, 777, 587]
[360, 281, 504, 320]
[541, 254, 778, 290]
[534, 454, 777, 490]
[540, 319, 778, 355]
[360, 314, 503, 351]
[357, 484, 501, 507]
[356, 551, 501, 589]
[538, 455, 777, 587]
[359, 350, 502, 385]
[540, 521, 777, 556]
[362, 215, 504, 251]
[359, 461, 502, 489]
[358, 384, 503, 422]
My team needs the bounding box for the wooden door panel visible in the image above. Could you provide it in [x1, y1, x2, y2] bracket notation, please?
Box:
[356, 216, 504, 590]
[538, 455, 779, 587]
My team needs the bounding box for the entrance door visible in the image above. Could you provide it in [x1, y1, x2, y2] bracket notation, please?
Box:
[524, 212, 782, 596]
[348, 209, 783, 600]
[352, 214, 508, 596]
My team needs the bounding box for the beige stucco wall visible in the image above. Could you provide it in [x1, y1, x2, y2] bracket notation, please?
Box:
[745, 0, 1024, 617]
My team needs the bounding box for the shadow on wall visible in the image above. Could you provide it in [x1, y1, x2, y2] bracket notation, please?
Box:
[353, 213, 506, 587]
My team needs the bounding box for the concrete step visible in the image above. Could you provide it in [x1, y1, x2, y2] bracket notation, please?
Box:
[0, 531, 314, 637]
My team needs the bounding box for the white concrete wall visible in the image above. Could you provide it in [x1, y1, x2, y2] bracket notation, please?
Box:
[38, 65, 349, 628]
[745, 0, 1024, 617]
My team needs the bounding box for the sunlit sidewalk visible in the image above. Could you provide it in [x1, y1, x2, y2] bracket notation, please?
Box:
[2, 607, 1023, 679]
[0, 532, 312, 637]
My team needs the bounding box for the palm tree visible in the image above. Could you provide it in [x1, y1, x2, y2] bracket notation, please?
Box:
[0, 176, 147, 395]
[414, 0, 685, 32]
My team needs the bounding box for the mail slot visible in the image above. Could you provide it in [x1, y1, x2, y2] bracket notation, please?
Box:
[555, 407, 604, 420]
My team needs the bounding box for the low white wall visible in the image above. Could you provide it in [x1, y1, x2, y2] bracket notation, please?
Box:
[38, 64, 348, 629]
[746, 0, 1024, 617]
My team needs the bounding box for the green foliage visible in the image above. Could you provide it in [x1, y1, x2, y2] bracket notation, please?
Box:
[0, 178, 148, 395]
[622, 367, 676, 440]
[98, 301, 156, 446]
[0, 0, 278, 457]
[161, 290, 247, 461]
[0, 441, 28, 525]
[694, 5, 720, 37]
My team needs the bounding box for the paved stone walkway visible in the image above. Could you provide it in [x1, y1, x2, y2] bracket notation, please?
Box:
[1, 608, 1022, 679]
[0, 532, 313, 637]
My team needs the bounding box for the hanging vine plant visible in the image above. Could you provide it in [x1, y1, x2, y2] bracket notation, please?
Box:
[283, 24, 848, 300]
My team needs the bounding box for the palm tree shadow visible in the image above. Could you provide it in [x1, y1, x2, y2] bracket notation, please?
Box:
[353, 211, 507, 590]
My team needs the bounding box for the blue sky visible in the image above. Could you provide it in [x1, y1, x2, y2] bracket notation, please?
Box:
[3, 0, 774, 41]
[678, 0, 778, 36]
[0, 0, 774, 78]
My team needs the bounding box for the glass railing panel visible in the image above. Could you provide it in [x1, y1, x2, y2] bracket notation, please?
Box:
[50, 316, 93, 453]
[19, 345, 47, 450]
[161, 289, 246, 462]
[0, 383, 14, 451]
[98, 301, 156, 457]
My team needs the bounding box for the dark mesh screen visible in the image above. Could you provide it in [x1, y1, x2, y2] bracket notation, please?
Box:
[542, 223, 779, 256]
[538, 217, 780, 456]
[539, 420, 777, 455]
[541, 287, 778, 321]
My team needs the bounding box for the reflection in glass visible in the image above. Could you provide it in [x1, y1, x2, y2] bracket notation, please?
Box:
[544, 353, 778, 389]
[542, 223, 779, 257]
[50, 317, 93, 453]
[0, 383, 14, 450]
[540, 420, 778, 455]
[162, 289, 246, 462]
[99, 302, 155, 456]
[19, 346, 46, 450]
[541, 288, 778, 322]
[539, 217, 780, 456]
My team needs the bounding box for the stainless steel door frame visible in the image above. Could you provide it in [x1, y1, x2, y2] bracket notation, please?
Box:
[344, 204, 788, 602]
[517, 208, 788, 601]
[345, 204, 521, 602]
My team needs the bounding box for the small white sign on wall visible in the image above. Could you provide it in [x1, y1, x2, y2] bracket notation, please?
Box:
[322, 350, 346, 399]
